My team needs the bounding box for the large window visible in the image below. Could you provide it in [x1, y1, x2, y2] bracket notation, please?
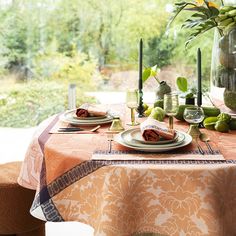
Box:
[0, 0, 213, 128]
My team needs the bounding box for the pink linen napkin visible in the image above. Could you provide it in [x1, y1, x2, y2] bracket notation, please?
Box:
[76, 103, 108, 117]
[140, 118, 176, 142]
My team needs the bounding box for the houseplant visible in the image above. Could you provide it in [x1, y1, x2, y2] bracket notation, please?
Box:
[142, 65, 171, 102]
[176, 76, 196, 104]
[169, 0, 236, 111]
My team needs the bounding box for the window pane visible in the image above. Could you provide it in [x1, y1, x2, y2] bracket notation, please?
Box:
[0, 0, 213, 128]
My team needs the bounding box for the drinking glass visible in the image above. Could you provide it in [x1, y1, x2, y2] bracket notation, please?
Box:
[126, 89, 139, 126]
[163, 93, 179, 130]
[183, 107, 205, 137]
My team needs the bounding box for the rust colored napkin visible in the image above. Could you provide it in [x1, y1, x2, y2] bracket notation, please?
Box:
[140, 118, 176, 142]
[76, 103, 107, 117]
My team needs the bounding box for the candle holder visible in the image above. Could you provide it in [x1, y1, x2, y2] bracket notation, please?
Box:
[137, 38, 145, 118]
[137, 89, 144, 117]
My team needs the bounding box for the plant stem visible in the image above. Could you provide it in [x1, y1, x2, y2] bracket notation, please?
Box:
[205, 92, 215, 107]
[203, 0, 211, 12]
[169, 116, 174, 130]
[154, 75, 160, 84]
[131, 108, 135, 125]
[221, 0, 224, 6]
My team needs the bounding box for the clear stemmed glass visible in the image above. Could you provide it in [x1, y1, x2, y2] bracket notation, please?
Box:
[183, 107, 205, 137]
[126, 89, 139, 126]
[163, 93, 179, 130]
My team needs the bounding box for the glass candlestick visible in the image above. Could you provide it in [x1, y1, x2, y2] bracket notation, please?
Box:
[163, 93, 179, 130]
[126, 89, 139, 126]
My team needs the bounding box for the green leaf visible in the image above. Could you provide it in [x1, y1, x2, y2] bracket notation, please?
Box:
[186, 92, 194, 98]
[175, 2, 188, 6]
[167, 2, 196, 29]
[142, 66, 160, 83]
[191, 13, 208, 19]
[151, 65, 160, 76]
[184, 18, 217, 46]
[142, 68, 151, 83]
[185, 6, 208, 16]
[182, 20, 201, 29]
[209, 7, 219, 17]
[167, 0, 219, 47]
[177, 77, 188, 92]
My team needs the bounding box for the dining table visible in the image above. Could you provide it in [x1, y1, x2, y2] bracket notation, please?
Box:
[18, 104, 236, 236]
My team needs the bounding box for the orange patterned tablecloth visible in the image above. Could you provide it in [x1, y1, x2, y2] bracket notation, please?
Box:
[18, 111, 236, 236]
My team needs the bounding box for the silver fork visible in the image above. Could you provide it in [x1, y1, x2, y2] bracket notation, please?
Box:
[196, 138, 205, 155]
[199, 133, 214, 154]
[106, 132, 114, 153]
[192, 133, 204, 155]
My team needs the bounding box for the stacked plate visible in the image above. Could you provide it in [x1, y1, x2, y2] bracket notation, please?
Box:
[59, 109, 113, 126]
[115, 128, 192, 152]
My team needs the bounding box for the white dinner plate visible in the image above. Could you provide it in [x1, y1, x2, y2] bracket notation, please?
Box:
[72, 114, 107, 120]
[120, 128, 185, 148]
[60, 109, 113, 126]
[115, 129, 192, 152]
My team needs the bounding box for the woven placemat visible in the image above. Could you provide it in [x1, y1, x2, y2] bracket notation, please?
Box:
[92, 149, 224, 161]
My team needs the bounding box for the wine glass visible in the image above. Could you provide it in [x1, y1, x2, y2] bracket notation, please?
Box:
[126, 89, 139, 126]
[163, 93, 179, 130]
[183, 107, 205, 137]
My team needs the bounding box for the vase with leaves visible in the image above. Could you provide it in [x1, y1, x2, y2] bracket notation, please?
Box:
[143, 65, 171, 97]
[169, 0, 236, 111]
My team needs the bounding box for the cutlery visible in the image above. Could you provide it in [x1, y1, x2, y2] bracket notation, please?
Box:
[196, 140, 205, 155]
[108, 139, 112, 153]
[199, 133, 214, 154]
[58, 128, 83, 131]
[106, 132, 114, 153]
[191, 133, 204, 155]
[58, 125, 101, 133]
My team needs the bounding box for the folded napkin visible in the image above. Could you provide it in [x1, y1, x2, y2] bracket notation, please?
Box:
[76, 103, 107, 117]
[140, 118, 176, 142]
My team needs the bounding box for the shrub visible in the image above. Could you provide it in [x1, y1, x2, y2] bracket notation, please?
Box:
[145, 31, 175, 68]
[33, 47, 98, 91]
[0, 80, 95, 127]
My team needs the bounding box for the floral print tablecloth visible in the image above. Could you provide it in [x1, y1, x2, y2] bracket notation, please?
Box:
[18, 114, 236, 236]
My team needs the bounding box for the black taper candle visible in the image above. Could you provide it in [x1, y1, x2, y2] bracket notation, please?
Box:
[139, 38, 143, 91]
[138, 38, 144, 117]
[197, 48, 202, 107]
